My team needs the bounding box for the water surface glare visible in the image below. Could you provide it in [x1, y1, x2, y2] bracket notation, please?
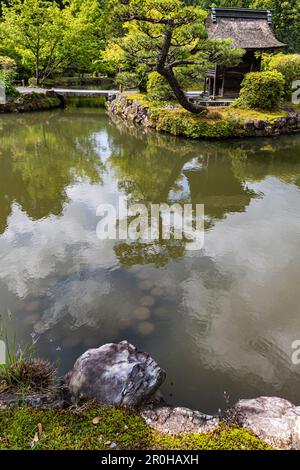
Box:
[1, 107, 300, 413]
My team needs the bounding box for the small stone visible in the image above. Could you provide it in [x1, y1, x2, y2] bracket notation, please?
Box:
[138, 280, 153, 291]
[141, 406, 219, 435]
[151, 286, 163, 297]
[92, 416, 100, 425]
[137, 321, 155, 336]
[132, 307, 151, 320]
[141, 296, 155, 307]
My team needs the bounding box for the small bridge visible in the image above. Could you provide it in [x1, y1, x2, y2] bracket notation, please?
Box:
[17, 86, 120, 99]
[52, 88, 120, 99]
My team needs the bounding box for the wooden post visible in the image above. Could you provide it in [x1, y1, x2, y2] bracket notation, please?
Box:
[213, 66, 217, 100]
[221, 68, 225, 98]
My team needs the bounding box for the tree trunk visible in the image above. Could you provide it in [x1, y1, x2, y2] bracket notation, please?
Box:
[160, 67, 206, 114]
[35, 59, 39, 86]
[156, 31, 205, 114]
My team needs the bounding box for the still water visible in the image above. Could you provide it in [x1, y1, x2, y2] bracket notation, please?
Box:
[1, 106, 300, 413]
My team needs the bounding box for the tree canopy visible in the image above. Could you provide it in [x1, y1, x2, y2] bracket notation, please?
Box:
[104, 0, 244, 113]
[0, 0, 104, 83]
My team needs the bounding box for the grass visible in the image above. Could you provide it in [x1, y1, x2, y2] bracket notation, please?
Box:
[0, 313, 56, 394]
[0, 406, 272, 450]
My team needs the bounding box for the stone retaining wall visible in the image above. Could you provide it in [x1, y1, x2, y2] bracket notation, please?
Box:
[107, 94, 300, 139]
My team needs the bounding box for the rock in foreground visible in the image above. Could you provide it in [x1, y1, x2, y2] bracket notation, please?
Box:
[141, 405, 219, 435]
[233, 396, 300, 450]
[65, 341, 166, 408]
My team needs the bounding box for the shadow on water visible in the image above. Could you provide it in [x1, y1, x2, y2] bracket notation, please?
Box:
[1, 106, 300, 412]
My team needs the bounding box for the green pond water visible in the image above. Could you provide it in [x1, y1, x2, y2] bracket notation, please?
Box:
[1, 105, 300, 413]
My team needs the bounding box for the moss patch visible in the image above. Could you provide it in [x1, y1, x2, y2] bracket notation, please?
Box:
[0, 406, 272, 450]
[116, 93, 299, 140]
[218, 106, 288, 123]
[151, 107, 247, 139]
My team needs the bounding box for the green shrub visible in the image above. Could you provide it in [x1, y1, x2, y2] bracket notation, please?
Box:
[0, 56, 18, 98]
[234, 71, 285, 110]
[147, 72, 175, 101]
[263, 53, 300, 99]
[151, 108, 244, 139]
[28, 76, 38, 87]
[0, 72, 18, 98]
[0, 56, 17, 74]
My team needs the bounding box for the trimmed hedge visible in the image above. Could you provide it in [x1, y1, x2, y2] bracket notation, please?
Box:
[234, 71, 285, 111]
[151, 108, 246, 139]
[263, 53, 300, 99]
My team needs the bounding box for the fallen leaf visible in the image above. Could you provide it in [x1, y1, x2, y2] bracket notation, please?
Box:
[37, 423, 43, 437]
[105, 440, 111, 446]
[31, 432, 39, 448]
[92, 416, 100, 425]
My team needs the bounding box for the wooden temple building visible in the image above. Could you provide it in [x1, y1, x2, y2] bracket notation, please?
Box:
[205, 8, 286, 100]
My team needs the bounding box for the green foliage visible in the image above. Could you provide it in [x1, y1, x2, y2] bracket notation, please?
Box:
[0, 56, 17, 74]
[234, 71, 285, 110]
[0, 312, 54, 393]
[147, 72, 175, 101]
[104, 0, 244, 110]
[263, 53, 300, 99]
[0, 406, 272, 450]
[152, 107, 245, 138]
[252, 0, 300, 53]
[115, 71, 144, 90]
[156, 424, 273, 450]
[0, 56, 18, 97]
[0, 71, 18, 97]
[0, 0, 104, 84]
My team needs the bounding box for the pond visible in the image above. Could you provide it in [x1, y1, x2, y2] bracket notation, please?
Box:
[1, 105, 300, 414]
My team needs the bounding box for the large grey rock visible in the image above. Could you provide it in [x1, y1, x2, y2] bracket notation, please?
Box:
[141, 405, 219, 435]
[233, 396, 300, 450]
[65, 341, 166, 408]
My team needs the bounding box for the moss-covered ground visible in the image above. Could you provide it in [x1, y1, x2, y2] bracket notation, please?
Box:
[0, 406, 272, 450]
[122, 93, 298, 139]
